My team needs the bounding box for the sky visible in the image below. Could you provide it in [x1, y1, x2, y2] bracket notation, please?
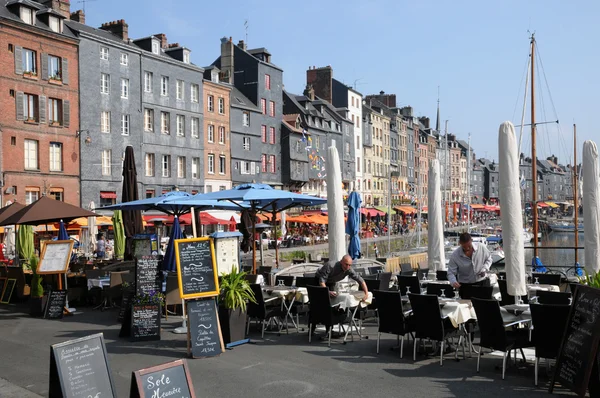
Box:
[82, 0, 599, 165]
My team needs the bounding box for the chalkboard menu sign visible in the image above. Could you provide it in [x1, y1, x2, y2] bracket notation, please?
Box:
[44, 289, 68, 319]
[38, 240, 74, 274]
[117, 288, 135, 323]
[49, 333, 116, 398]
[1, 278, 16, 304]
[133, 238, 153, 258]
[551, 285, 600, 396]
[130, 359, 196, 398]
[131, 304, 161, 342]
[175, 237, 219, 299]
[187, 299, 224, 358]
[135, 256, 160, 296]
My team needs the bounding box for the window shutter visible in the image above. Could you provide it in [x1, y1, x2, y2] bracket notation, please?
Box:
[41, 53, 48, 80]
[61, 58, 69, 85]
[14, 46, 23, 75]
[251, 161, 256, 175]
[39, 96, 47, 124]
[62, 100, 70, 128]
[16, 92, 24, 120]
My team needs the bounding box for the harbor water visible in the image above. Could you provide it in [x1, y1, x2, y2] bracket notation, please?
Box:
[523, 231, 584, 270]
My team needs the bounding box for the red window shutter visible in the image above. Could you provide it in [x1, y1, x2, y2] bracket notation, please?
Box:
[261, 125, 266, 142]
[261, 154, 267, 173]
[261, 99, 266, 114]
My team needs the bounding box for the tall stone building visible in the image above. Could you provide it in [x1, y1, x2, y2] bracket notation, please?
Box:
[0, 0, 80, 205]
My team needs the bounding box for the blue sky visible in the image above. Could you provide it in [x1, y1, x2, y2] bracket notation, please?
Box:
[82, 0, 599, 165]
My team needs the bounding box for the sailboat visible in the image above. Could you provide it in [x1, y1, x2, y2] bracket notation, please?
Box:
[549, 138, 583, 233]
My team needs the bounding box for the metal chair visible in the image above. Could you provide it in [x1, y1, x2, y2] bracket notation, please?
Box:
[368, 266, 383, 274]
[436, 270, 448, 281]
[535, 291, 571, 305]
[246, 284, 285, 338]
[529, 303, 571, 386]
[426, 283, 455, 298]
[397, 276, 420, 296]
[471, 297, 533, 379]
[400, 263, 413, 276]
[459, 285, 493, 300]
[531, 272, 561, 287]
[373, 290, 414, 358]
[274, 275, 294, 287]
[295, 276, 314, 288]
[306, 285, 348, 347]
[497, 279, 528, 305]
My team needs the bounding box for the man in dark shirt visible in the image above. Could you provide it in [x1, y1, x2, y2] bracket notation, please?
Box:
[315, 254, 369, 298]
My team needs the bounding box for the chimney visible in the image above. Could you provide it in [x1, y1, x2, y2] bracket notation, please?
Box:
[38, 0, 70, 19]
[153, 33, 168, 49]
[303, 84, 315, 101]
[99, 20, 129, 41]
[220, 36, 234, 84]
[380, 90, 385, 95]
[237, 40, 246, 50]
[306, 66, 333, 103]
[70, 9, 85, 24]
[168, 43, 180, 48]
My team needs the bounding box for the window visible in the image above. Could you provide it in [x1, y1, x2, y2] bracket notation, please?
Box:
[205, 185, 213, 193]
[24, 139, 38, 170]
[120, 78, 129, 98]
[48, 189, 63, 201]
[191, 84, 199, 103]
[101, 111, 110, 133]
[161, 112, 170, 134]
[22, 48, 36, 74]
[243, 137, 250, 151]
[219, 155, 226, 174]
[243, 112, 250, 127]
[192, 158, 199, 179]
[121, 114, 130, 135]
[152, 41, 159, 54]
[207, 95, 214, 112]
[261, 125, 267, 143]
[144, 71, 153, 92]
[144, 109, 154, 132]
[183, 52, 190, 64]
[218, 97, 225, 114]
[269, 127, 275, 144]
[269, 101, 275, 117]
[49, 142, 62, 171]
[345, 142, 350, 155]
[162, 155, 171, 177]
[208, 154, 215, 174]
[261, 99, 266, 115]
[146, 189, 155, 199]
[241, 161, 251, 175]
[207, 125, 214, 142]
[269, 155, 275, 173]
[100, 47, 109, 60]
[261, 154, 267, 173]
[191, 117, 199, 138]
[265, 74, 271, 90]
[20, 7, 34, 25]
[176, 115, 185, 136]
[218, 126, 225, 144]
[177, 156, 186, 178]
[25, 189, 39, 205]
[145, 153, 155, 177]
[48, 55, 61, 80]
[120, 53, 128, 65]
[100, 73, 110, 94]
[48, 98, 62, 125]
[23, 93, 38, 121]
[357, 157, 361, 172]
[176, 80, 184, 100]
[102, 149, 111, 175]
[161, 76, 168, 96]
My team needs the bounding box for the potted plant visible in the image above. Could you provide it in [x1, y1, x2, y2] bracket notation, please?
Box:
[29, 256, 46, 317]
[218, 266, 256, 345]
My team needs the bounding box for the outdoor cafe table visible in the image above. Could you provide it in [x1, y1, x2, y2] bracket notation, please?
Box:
[526, 283, 559, 297]
[87, 277, 110, 290]
[262, 286, 309, 330]
[331, 290, 373, 342]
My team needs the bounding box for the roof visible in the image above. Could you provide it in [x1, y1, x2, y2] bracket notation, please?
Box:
[6, 0, 43, 10]
[1, 0, 77, 39]
[283, 114, 300, 124]
[230, 87, 260, 112]
[248, 47, 271, 56]
[282, 120, 303, 134]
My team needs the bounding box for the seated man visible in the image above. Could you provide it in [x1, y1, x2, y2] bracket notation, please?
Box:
[315, 254, 368, 298]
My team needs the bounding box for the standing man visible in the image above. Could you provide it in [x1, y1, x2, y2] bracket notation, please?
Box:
[315, 254, 369, 298]
[447, 233, 492, 288]
[95, 234, 106, 260]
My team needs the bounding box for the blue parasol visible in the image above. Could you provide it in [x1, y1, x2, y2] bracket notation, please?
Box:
[346, 191, 362, 259]
[531, 256, 547, 273]
[163, 216, 184, 271]
[58, 220, 69, 240]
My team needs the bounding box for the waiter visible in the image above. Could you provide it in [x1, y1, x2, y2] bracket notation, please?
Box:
[315, 254, 369, 298]
[447, 233, 492, 288]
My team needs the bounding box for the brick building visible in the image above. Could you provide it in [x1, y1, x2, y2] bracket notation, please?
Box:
[0, 0, 80, 205]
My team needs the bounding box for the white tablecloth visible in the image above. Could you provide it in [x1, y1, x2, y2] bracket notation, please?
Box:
[87, 277, 110, 290]
[527, 284, 559, 297]
[331, 291, 373, 310]
[440, 299, 530, 328]
[263, 286, 309, 304]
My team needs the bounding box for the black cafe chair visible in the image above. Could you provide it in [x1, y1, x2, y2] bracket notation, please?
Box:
[244, 274, 259, 284]
[373, 290, 414, 358]
[498, 279, 528, 306]
[459, 285, 493, 300]
[408, 293, 459, 365]
[471, 298, 533, 379]
[306, 285, 348, 347]
[436, 270, 448, 281]
[426, 283, 455, 298]
[295, 276, 313, 288]
[368, 266, 383, 274]
[246, 284, 285, 338]
[400, 263, 413, 276]
[274, 275, 294, 287]
[397, 276, 420, 296]
[535, 291, 571, 305]
[531, 272, 561, 287]
[377, 272, 392, 291]
[529, 303, 571, 386]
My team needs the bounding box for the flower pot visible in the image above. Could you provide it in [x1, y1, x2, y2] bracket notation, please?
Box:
[30, 295, 47, 317]
[218, 306, 247, 345]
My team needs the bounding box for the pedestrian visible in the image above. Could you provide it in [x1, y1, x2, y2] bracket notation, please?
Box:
[447, 233, 492, 289]
[373, 243, 380, 258]
[95, 234, 106, 259]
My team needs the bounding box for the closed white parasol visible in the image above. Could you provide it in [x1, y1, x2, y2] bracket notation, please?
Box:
[326, 145, 345, 264]
[428, 159, 446, 271]
[582, 140, 600, 274]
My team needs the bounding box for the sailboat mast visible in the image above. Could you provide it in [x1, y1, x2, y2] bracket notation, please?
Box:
[445, 120, 449, 230]
[531, 34, 539, 259]
[467, 133, 471, 230]
[573, 124, 578, 264]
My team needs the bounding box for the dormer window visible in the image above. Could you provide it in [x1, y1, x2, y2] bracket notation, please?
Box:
[183, 51, 190, 64]
[20, 6, 34, 25]
[152, 40, 160, 55]
[49, 16, 62, 33]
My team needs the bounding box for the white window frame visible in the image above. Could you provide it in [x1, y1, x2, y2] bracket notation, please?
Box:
[20, 6, 34, 25]
[102, 150, 111, 176]
[162, 155, 171, 177]
[207, 125, 214, 143]
[120, 78, 129, 99]
[152, 41, 159, 55]
[48, 55, 61, 79]
[176, 115, 185, 137]
[144, 71, 153, 93]
[191, 117, 199, 138]
[243, 112, 250, 127]
[49, 142, 62, 171]
[177, 156, 186, 178]
[100, 47, 109, 60]
[242, 137, 250, 151]
[218, 97, 225, 114]
[25, 189, 39, 205]
[161, 112, 170, 134]
[145, 153, 155, 177]
[218, 126, 225, 144]
[121, 114, 130, 135]
[191, 84, 199, 103]
[24, 139, 38, 170]
[120, 53, 128, 66]
[144, 109, 154, 132]
[23, 93, 37, 121]
[207, 95, 214, 112]
[22, 48, 36, 74]
[192, 158, 200, 179]
[101, 111, 110, 133]
[176, 80, 184, 100]
[161, 76, 168, 96]
[101, 73, 110, 94]
[219, 155, 226, 175]
[207, 154, 215, 174]
[48, 98, 61, 125]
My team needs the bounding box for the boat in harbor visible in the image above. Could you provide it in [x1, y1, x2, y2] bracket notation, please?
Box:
[548, 221, 584, 233]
